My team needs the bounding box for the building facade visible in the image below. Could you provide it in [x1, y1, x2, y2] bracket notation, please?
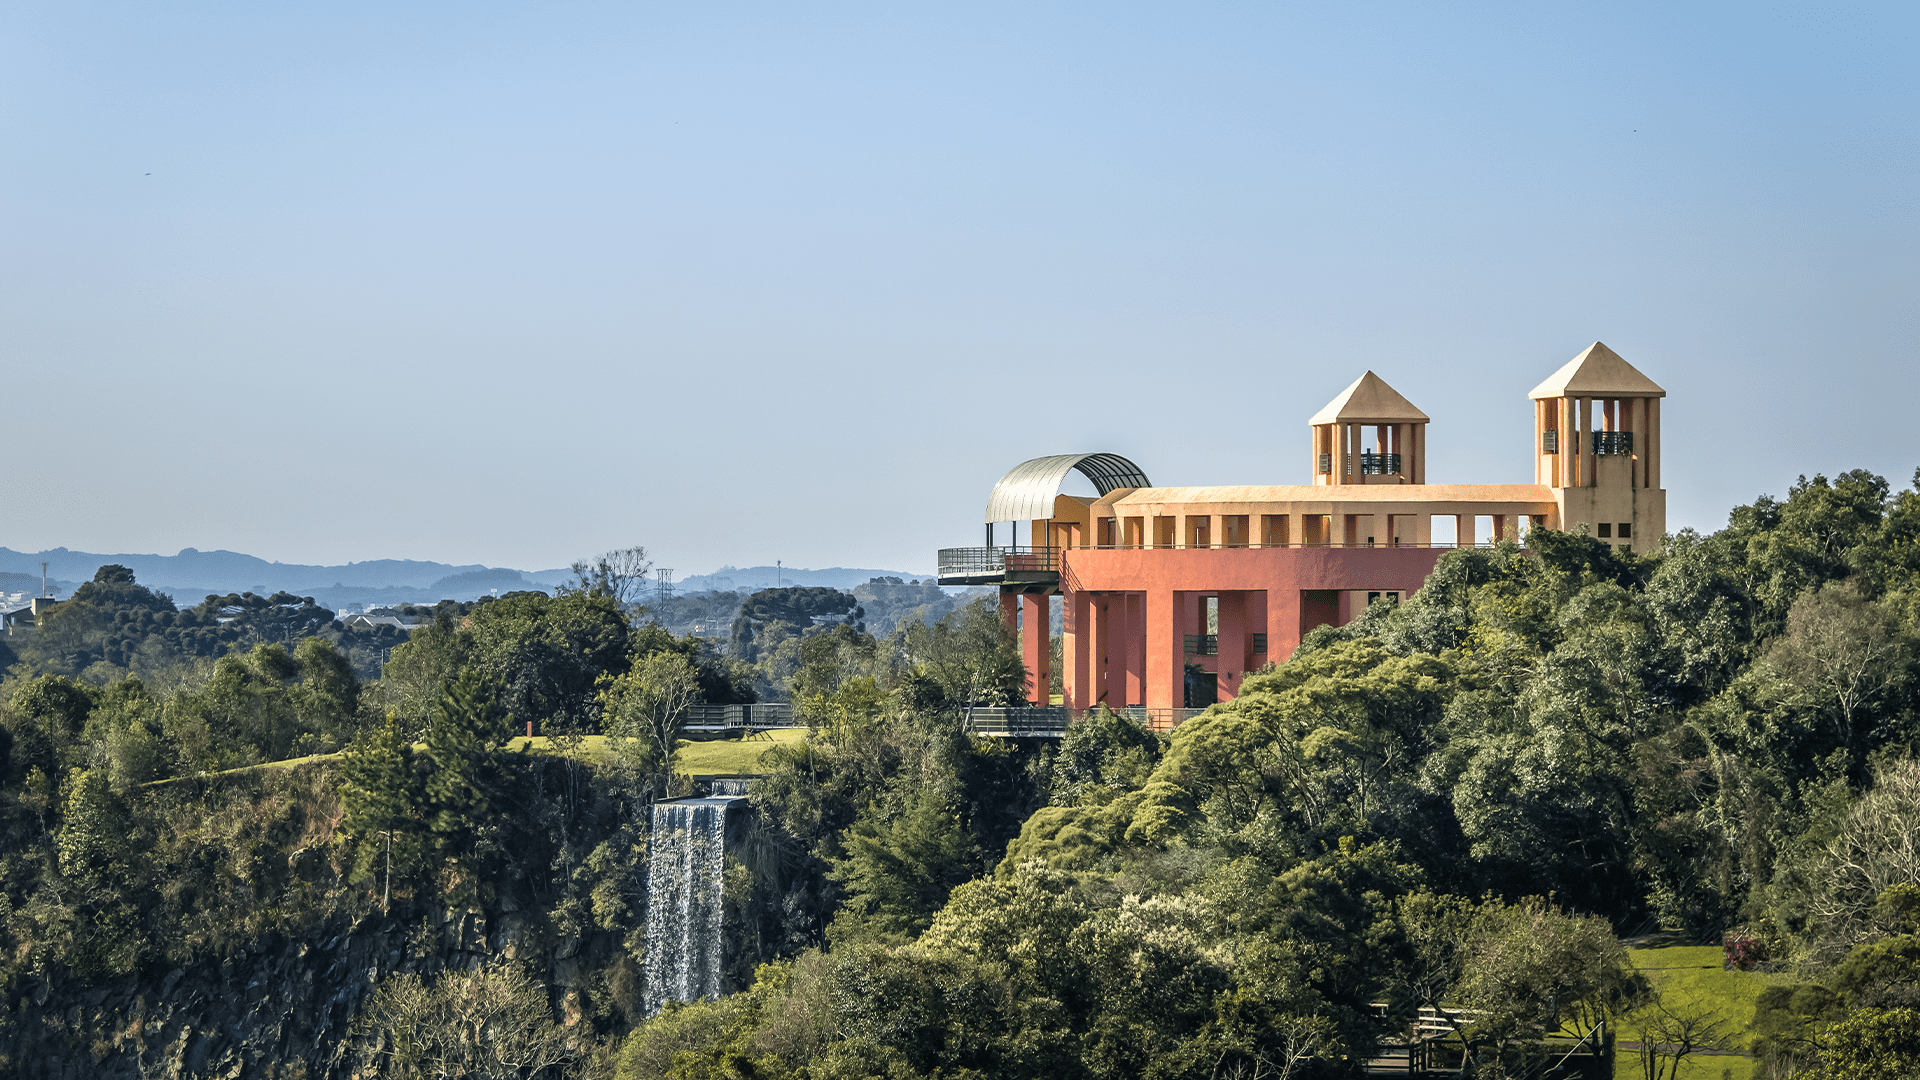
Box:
[936, 342, 1667, 725]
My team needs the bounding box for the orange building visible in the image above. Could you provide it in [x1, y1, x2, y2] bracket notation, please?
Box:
[936, 342, 1667, 725]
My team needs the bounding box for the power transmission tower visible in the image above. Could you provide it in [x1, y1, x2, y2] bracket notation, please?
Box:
[655, 568, 674, 604]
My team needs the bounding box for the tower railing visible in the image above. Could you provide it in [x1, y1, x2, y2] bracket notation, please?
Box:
[1591, 430, 1634, 456]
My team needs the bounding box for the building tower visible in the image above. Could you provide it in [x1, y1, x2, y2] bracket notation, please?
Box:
[1310, 371, 1429, 485]
[1529, 342, 1666, 553]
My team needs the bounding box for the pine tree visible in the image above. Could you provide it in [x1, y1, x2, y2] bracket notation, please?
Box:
[424, 668, 512, 860]
[341, 711, 422, 909]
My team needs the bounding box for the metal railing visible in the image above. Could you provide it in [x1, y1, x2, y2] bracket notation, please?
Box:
[683, 703, 798, 731]
[1592, 430, 1634, 456]
[1184, 634, 1218, 657]
[964, 706, 1071, 737]
[962, 704, 1211, 737]
[1359, 452, 1402, 475]
[936, 546, 1059, 582]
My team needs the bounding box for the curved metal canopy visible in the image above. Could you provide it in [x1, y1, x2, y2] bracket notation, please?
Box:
[983, 453, 1151, 523]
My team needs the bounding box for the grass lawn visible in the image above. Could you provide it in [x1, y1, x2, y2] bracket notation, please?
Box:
[154, 727, 810, 786]
[1612, 944, 1777, 1080]
[672, 728, 808, 776]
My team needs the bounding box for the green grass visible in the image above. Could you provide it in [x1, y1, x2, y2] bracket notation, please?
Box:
[1612, 945, 1776, 1080]
[672, 728, 808, 776]
[150, 726, 811, 786]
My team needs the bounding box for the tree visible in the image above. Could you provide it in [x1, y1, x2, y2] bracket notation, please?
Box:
[569, 545, 653, 612]
[1406, 895, 1638, 1066]
[827, 789, 979, 945]
[343, 712, 424, 909]
[1799, 1007, 1920, 1080]
[424, 669, 512, 859]
[1763, 580, 1907, 752]
[894, 596, 1025, 708]
[1633, 994, 1736, 1080]
[463, 590, 631, 733]
[356, 966, 577, 1079]
[1798, 758, 1920, 961]
[600, 649, 701, 776]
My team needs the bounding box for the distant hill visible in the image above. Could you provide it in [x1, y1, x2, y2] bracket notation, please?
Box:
[0, 570, 81, 602]
[0, 547, 541, 609]
[0, 549, 930, 609]
[675, 565, 932, 594]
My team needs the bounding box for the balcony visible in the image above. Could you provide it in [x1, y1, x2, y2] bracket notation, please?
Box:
[936, 546, 1059, 586]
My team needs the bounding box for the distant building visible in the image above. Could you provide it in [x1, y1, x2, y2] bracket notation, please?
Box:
[3, 597, 63, 636]
[937, 342, 1667, 723]
[343, 614, 420, 632]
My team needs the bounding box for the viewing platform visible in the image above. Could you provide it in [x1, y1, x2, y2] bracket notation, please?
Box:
[962, 705, 1207, 738]
[936, 546, 1059, 586]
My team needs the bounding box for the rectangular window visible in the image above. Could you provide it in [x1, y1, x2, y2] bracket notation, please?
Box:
[1541, 430, 1559, 453]
[1318, 453, 1331, 474]
[1251, 633, 1268, 654]
[1597, 523, 1612, 538]
[1618, 522, 1632, 539]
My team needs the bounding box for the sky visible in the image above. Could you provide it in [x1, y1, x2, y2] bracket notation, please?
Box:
[1, 2, 1914, 577]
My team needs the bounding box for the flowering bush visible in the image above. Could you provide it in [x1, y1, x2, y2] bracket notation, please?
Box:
[1723, 931, 1767, 971]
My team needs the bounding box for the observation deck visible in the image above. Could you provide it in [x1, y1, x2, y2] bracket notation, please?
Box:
[936, 546, 1059, 587]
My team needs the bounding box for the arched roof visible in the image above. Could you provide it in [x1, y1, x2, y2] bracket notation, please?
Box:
[983, 453, 1151, 523]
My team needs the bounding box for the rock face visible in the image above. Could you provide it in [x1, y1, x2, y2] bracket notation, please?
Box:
[2, 901, 618, 1080]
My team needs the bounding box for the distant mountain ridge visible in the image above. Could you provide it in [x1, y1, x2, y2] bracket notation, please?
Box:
[0, 547, 570, 608]
[0, 548, 927, 609]
[675, 565, 933, 594]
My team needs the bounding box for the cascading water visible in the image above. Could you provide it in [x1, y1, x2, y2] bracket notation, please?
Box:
[643, 796, 740, 1015]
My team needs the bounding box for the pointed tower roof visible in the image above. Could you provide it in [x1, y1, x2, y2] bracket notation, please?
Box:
[1309, 371, 1430, 425]
[1529, 341, 1666, 399]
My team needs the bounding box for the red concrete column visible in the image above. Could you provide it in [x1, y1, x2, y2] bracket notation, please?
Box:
[1146, 588, 1182, 715]
[1098, 591, 1113, 703]
[1065, 590, 1092, 710]
[1021, 592, 1050, 705]
[1268, 587, 1300, 667]
[1217, 591, 1247, 700]
[1123, 593, 1145, 707]
[1000, 589, 1018, 636]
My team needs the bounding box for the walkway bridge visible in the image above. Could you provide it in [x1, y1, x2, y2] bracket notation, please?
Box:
[962, 705, 1208, 738]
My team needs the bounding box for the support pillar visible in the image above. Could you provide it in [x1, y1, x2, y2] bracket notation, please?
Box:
[1217, 591, 1247, 700]
[1020, 592, 1050, 705]
[1065, 590, 1092, 711]
[1145, 588, 1184, 719]
[1267, 587, 1301, 665]
[1090, 596, 1110, 707]
[1023, 592, 1051, 705]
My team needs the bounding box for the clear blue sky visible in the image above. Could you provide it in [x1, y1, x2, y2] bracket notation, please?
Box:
[2, 2, 1913, 576]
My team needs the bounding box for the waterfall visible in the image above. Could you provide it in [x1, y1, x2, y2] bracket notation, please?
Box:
[709, 777, 753, 797]
[643, 796, 738, 1015]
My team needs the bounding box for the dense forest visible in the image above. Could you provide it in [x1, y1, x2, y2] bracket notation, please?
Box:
[3, 468, 1919, 1078]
